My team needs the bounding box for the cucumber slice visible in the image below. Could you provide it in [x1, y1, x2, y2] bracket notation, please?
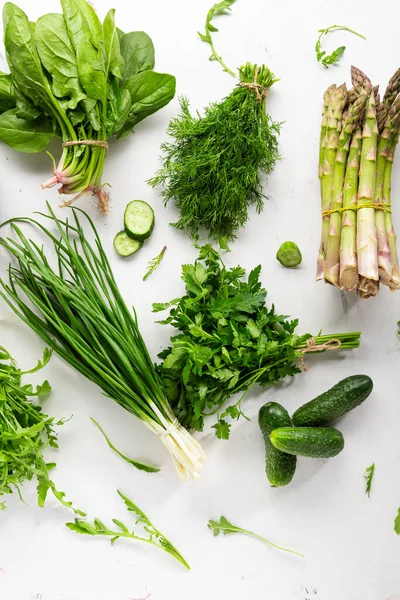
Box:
[114, 231, 143, 257]
[124, 200, 155, 241]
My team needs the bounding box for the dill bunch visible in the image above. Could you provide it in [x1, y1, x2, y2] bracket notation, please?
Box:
[149, 63, 281, 240]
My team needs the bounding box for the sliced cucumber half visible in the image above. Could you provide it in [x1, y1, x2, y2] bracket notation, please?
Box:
[124, 200, 155, 241]
[114, 231, 143, 257]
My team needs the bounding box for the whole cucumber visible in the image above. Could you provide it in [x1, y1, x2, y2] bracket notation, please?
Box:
[292, 375, 373, 427]
[270, 427, 345, 458]
[258, 402, 297, 487]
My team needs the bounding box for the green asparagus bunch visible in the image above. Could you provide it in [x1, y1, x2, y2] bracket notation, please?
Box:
[317, 66, 400, 297]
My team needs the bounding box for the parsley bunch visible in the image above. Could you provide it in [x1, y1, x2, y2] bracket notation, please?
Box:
[149, 63, 281, 241]
[0, 345, 83, 514]
[154, 246, 361, 439]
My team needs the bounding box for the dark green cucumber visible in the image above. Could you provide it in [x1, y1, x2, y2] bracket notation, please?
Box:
[292, 375, 373, 427]
[258, 402, 297, 487]
[270, 427, 344, 458]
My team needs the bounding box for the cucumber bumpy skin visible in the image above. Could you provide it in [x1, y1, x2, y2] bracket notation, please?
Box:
[292, 375, 373, 427]
[270, 427, 345, 458]
[258, 402, 297, 487]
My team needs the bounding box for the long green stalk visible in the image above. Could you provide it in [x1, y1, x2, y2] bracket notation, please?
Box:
[357, 89, 379, 297]
[0, 204, 205, 480]
[340, 126, 362, 290]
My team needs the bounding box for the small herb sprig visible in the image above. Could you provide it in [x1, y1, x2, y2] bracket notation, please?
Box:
[90, 418, 160, 473]
[395, 508, 400, 534]
[143, 246, 167, 281]
[67, 490, 190, 569]
[208, 516, 304, 557]
[364, 463, 375, 497]
[198, 0, 236, 76]
[315, 25, 366, 68]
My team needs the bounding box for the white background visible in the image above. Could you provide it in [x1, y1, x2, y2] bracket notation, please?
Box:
[0, 0, 399, 599]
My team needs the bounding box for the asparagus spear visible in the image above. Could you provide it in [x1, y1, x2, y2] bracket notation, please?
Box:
[325, 94, 367, 286]
[382, 113, 400, 288]
[317, 85, 336, 280]
[357, 89, 379, 297]
[318, 84, 347, 279]
[375, 95, 400, 285]
[340, 126, 362, 290]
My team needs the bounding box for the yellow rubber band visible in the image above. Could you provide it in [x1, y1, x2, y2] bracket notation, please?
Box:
[322, 203, 392, 217]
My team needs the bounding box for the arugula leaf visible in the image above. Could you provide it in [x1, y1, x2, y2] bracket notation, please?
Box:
[0, 344, 82, 514]
[67, 490, 190, 569]
[198, 0, 236, 76]
[90, 418, 160, 473]
[207, 516, 304, 557]
[315, 25, 366, 68]
[364, 463, 375, 498]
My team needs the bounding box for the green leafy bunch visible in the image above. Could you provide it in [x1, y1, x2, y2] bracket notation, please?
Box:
[0, 345, 83, 514]
[0, 0, 176, 212]
[154, 245, 311, 439]
[149, 63, 281, 241]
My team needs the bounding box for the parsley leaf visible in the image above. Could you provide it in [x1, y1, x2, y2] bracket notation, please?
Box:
[212, 419, 231, 440]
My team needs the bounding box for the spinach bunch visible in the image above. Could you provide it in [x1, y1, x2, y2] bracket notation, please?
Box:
[0, 345, 83, 514]
[154, 246, 361, 439]
[0, 1, 176, 213]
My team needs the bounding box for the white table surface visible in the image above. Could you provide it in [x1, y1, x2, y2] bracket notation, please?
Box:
[0, 1, 400, 599]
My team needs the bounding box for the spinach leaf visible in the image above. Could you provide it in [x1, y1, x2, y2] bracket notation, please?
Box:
[35, 13, 86, 110]
[60, 0, 102, 53]
[0, 72, 15, 113]
[0, 109, 54, 152]
[3, 3, 51, 110]
[120, 31, 155, 82]
[14, 87, 43, 120]
[76, 39, 107, 103]
[124, 71, 176, 126]
[103, 9, 124, 81]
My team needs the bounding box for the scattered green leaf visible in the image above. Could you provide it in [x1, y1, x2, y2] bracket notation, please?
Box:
[395, 508, 400, 534]
[90, 418, 160, 473]
[143, 246, 167, 281]
[208, 516, 304, 557]
[315, 25, 366, 68]
[364, 463, 375, 498]
[198, 0, 236, 77]
[67, 490, 190, 569]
